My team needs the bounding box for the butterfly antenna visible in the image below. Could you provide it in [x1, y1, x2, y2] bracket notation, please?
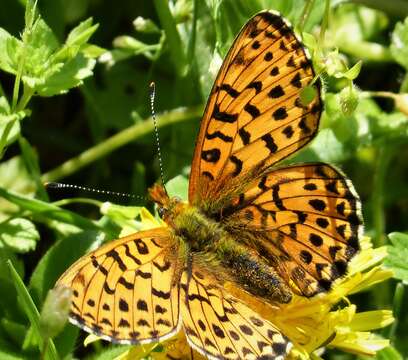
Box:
[149, 82, 167, 193]
[45, 182, 147, 201]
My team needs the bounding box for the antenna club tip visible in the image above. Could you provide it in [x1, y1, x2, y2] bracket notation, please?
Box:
[149, 82, 155, 89]
[44, 182, 57, 189]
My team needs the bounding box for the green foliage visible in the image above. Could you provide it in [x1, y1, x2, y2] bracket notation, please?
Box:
[0, 0, 408, 358]
[385, 233, 408, 283]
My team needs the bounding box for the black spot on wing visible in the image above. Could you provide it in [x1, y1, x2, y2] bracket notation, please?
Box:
[238, 127, 251, 145]
[247, 81, 262, 94]
[212, 104, 238, 123]
[272, 107, 288, 120]
[206, 131, 233, 142]
[218, 83, 239, 98]
[201, 148, 221, 163]
[244, 103, 261, 118]
[230, 155, 243, 177]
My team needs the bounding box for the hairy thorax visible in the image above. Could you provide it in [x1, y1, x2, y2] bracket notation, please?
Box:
[168, 200, 292, 304]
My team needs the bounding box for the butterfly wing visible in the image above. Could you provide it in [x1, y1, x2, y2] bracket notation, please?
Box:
[189, 11, 321, 206]
[180, 258, 291, 359]
[224, 163, 363, 297]
[56, 227, 183, 344]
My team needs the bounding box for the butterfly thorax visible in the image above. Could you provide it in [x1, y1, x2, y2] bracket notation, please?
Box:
[149, 183, 224, 251]
[149, 183, 292, 303]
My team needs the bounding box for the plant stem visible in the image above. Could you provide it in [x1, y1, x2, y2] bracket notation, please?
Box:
[41, 105, 203, 183]
[16, 85, 34, 112]
[337, 40, 393, 62]
[372, 146, 391, 247]
[297, 0, 315, 32]
[388, 282, 404, 344]
[52, 198, 103, 208]
[371, 145, 393, 309]
[153, 0, 188, 76]
[319, 0, 330, 45]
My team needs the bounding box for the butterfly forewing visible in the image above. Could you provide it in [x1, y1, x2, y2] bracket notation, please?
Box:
[226, 164, 363, 296]
[189, 11, 321, 204]
[180, 259, 291, 360]
[56, 228, 182, 344]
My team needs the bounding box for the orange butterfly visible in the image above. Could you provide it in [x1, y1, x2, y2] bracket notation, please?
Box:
[56, 11, 363, 359]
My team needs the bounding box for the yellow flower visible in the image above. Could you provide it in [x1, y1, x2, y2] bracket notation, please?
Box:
[86, 207, 393, 359]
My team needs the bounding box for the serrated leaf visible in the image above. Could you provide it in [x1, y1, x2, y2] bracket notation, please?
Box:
[54, 18, 99, 61]
[391, 17, 408, 69]
[35, 54, 96, 96]
[0, 218, 39, 253]
[0, 28, 21, 74]
[23, 18, 59, 79]
[24, 0, 39, 30]
[384, 232, 408, 283]
[66, 18, 98, 48]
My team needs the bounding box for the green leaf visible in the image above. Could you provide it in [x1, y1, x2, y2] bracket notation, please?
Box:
[6, 260, 58, 360]
[0, 28, 21, 74]
[376, 345, 403, 360]
[19, 136, 48, 201]
[166, 175, 188, 201]
[0, 156, 36, 221]
[0, 96, 27, 148]
[81, 44, 107, 58]
[391, 17, 408, 69]
[0, 186, 100, 230]
[301, 31, 317, 51]
[66, 18, 98, 48]
[384, 232, 408, 283]
[55, 18, 99, 61]
[0, 318, 27, 348]
[309, 128, 345, 163]
[342, 60, 362, 80]
[0, 218, 39, 253]
[23, 18, 59, 77]
[24, 0, 39, 30]
[35, 54, 96, 96]
[29, 230, 105, 304]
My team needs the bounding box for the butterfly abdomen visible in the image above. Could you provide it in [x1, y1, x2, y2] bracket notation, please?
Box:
[218, 241, 292, 304]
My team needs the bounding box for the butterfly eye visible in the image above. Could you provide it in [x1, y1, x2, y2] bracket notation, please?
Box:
[158, 207, 166, 218]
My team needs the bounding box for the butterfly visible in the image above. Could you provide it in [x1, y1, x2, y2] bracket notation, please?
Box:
[55, 11, 363, 360]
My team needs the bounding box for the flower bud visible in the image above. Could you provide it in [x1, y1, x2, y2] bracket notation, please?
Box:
[39, 286, 72, 339]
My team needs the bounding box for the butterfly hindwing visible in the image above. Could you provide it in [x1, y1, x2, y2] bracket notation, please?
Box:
[189, 11, 321, 205]
[180, 258, 291, 360]
[56, 228, 182, 344]
[225, 163, 363, 297]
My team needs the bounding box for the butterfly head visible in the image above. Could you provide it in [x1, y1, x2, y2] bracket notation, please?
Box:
[148, 183, 184, 224]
